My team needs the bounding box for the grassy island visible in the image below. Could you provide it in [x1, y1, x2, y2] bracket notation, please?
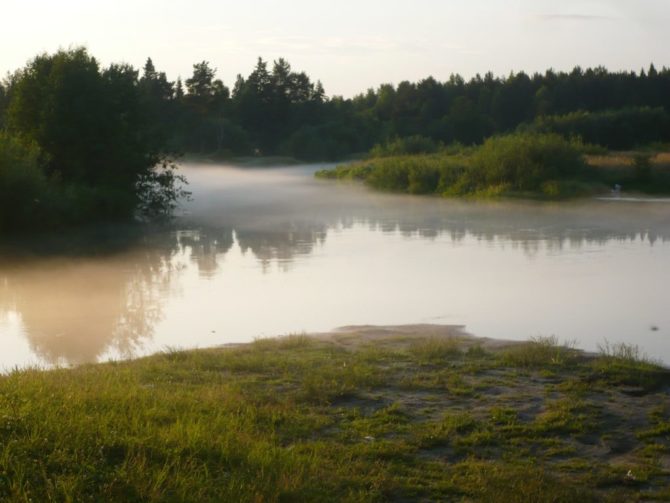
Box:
[1, 325, 669, 502]
[316, 134, 670, 199]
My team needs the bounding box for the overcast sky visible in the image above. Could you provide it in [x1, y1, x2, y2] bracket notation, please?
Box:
[2, 0, 669, 97]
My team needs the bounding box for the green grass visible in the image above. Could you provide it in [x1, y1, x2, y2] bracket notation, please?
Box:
[1, 332, 670, 501]
[408, 336, 464, 363]
[592, 340, 670, 390]
[501, 336, 579, 368]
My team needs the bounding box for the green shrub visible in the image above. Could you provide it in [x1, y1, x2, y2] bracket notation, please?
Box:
[466, 133, 586, 192]
[366, 158, 411, 191]
[407, 164, 441, 194]
[317, 133, 599, 199]
[314, 163, 373, 180]
[370, 135, 440, 157]
[366, 156, 465, 195]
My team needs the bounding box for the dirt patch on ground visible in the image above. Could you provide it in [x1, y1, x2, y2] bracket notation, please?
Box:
[302, 325, 670, 498]
[312, 323, 524, 351]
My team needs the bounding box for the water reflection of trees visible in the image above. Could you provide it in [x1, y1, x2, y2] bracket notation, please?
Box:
[174, 200, 670, 278]
[175, 229, 235, 278]
[0, 226, 325, 366]
[1, 199, 669, 367]
[359, 201, 670, 253]
[0, 230, 182, 366]
[236, 228, 327, 272]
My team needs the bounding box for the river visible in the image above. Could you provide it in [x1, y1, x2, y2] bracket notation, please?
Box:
[1, 162, 669, 369]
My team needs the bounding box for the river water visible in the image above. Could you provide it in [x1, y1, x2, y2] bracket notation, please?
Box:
[1, 162, 669, 369]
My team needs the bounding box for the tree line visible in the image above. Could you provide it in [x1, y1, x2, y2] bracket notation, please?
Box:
[4, 51, 669, 163]
[1, 48, 670, 231]
[137, 58, 670, 156]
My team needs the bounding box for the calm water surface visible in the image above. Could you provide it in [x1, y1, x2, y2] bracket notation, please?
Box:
[1, 162, 670, 369]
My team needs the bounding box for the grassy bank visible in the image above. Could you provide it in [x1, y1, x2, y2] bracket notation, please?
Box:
[1, 326, 670, 501]
[316, 134, 670, 199]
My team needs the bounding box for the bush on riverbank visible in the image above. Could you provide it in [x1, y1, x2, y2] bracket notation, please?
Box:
[370, 135, 442, 157]
[317, 132, 598, 198]
[463, 132, 588, 194]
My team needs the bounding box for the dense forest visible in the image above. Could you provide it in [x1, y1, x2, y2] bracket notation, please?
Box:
[1, 48, 670, 230]
[2, 50, 670, 162]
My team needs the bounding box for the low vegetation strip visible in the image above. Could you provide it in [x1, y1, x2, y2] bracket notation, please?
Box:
[1, 326, 669, 502]
[316, 133, 670, 199]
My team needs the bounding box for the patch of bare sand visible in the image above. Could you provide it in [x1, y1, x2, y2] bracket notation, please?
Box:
[310, 323, 522, 352]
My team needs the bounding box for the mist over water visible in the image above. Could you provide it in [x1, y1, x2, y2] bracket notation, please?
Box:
[1, 162, 670, 369]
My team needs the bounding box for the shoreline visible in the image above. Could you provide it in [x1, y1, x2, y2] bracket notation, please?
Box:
[1, 323, 669, 500]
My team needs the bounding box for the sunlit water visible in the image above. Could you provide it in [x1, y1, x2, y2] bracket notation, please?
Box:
[1, 162, 670, 369]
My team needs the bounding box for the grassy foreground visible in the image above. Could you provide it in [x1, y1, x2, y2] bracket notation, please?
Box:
[1, 326, 670, 502]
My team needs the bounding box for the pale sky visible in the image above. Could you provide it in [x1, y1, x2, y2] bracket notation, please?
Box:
[2, 0, 669, 97]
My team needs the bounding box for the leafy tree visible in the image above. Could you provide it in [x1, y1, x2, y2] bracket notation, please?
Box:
[7, 48, 105, 182]
[5, 48, 185, 223]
